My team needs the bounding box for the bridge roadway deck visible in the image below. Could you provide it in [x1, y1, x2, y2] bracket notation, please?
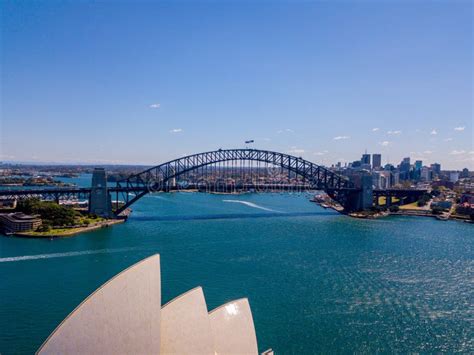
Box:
[0, 184, 333, 199]
[0, 186, 425, 199]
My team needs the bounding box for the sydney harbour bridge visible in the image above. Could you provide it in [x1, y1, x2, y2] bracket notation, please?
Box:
[0, 148, 426, 216]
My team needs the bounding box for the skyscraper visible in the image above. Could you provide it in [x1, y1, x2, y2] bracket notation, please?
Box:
[399, 158, 411, 180]
[421, 166, 431, 181]
[361, 154, 371, 166]
[415, 160, 422, 171]
[431, 163, 441, 176]
[372, 154, 382, 169]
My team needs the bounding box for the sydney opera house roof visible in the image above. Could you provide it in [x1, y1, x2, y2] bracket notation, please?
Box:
[37, 254, 269, 354]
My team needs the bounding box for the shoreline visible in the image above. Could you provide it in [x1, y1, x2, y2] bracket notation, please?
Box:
[14, 219, 125, 238]
[4, 198, 471, 239]
[311, 200, 472, 223]
[349, 210, 472, 223]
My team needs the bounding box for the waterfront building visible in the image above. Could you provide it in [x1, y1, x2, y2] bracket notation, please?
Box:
[59, 200, 88, 208]
[372, 154, 382, 170]
[0, 212, 42, 234]
[38, 254, 265, 355]
[0, 198, 16, 209]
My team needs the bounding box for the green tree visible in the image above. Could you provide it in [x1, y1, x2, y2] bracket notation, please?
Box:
[17, 198, 77, 226]
[416, 193, 432, 207]
[37, 223, 51, 232]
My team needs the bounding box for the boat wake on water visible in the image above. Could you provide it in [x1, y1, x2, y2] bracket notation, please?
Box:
[0, 247, 139, 263]
[222, 199, 283, 213]
[131, 211, 335, 222]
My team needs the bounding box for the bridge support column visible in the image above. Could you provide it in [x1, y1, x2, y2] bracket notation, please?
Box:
[89, 168, 112, 218]
[374, 193, 379, 207]
[343, 174, 373, 212]
[360, 174, 373, 210]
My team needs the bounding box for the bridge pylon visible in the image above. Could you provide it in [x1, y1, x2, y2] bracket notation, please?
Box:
[89, 168, 113, 218]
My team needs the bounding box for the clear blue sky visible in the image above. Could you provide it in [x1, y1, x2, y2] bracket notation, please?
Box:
[1, 1, 472, 169]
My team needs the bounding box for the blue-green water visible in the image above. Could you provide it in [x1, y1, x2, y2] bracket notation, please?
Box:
[0, 192, 473, 353]
[55, 173, 92, 187]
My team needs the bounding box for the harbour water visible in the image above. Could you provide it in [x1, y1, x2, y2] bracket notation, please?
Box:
[0, 191, 473, 353]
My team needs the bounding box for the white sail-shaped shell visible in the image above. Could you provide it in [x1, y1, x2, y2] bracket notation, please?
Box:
[209, 298, 258, 355]
[38, 254, 161, 355]
[160, 286, 214, 354]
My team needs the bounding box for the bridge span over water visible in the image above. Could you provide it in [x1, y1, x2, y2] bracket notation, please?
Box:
[0, 149, 427, 216]
[112, 149, 364, 215]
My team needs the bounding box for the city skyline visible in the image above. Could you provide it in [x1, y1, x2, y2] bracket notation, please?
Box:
[1, 1, 473, 169]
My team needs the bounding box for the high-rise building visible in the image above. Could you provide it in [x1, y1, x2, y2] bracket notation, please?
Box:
[361, 154, 371, 166]
[372, 172, 382, 189]
[372, 154, 382, 169]
[384, 164, 395, 171]
[380, 171, 392, 188]
[449, 171, 459, 183]
[431, 163, 441, 176]
[421, 166, 431, 181]
[415, 160, 422, 171]
[399, 157, 411, 180]
[391, 171, 400, 186]
[413, 160, 423, 180]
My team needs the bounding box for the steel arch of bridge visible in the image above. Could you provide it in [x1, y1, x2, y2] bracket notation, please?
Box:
[114, 148, 355, 215]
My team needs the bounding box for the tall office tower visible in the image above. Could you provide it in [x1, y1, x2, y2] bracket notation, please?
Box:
[89, 168, 112, 217]
[361, 153, 371, 166]
[399, 157, 411, 181]
[415, 160, 422, 171]
[372, 154, 382, 169]
[431, 163, 441, 176]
